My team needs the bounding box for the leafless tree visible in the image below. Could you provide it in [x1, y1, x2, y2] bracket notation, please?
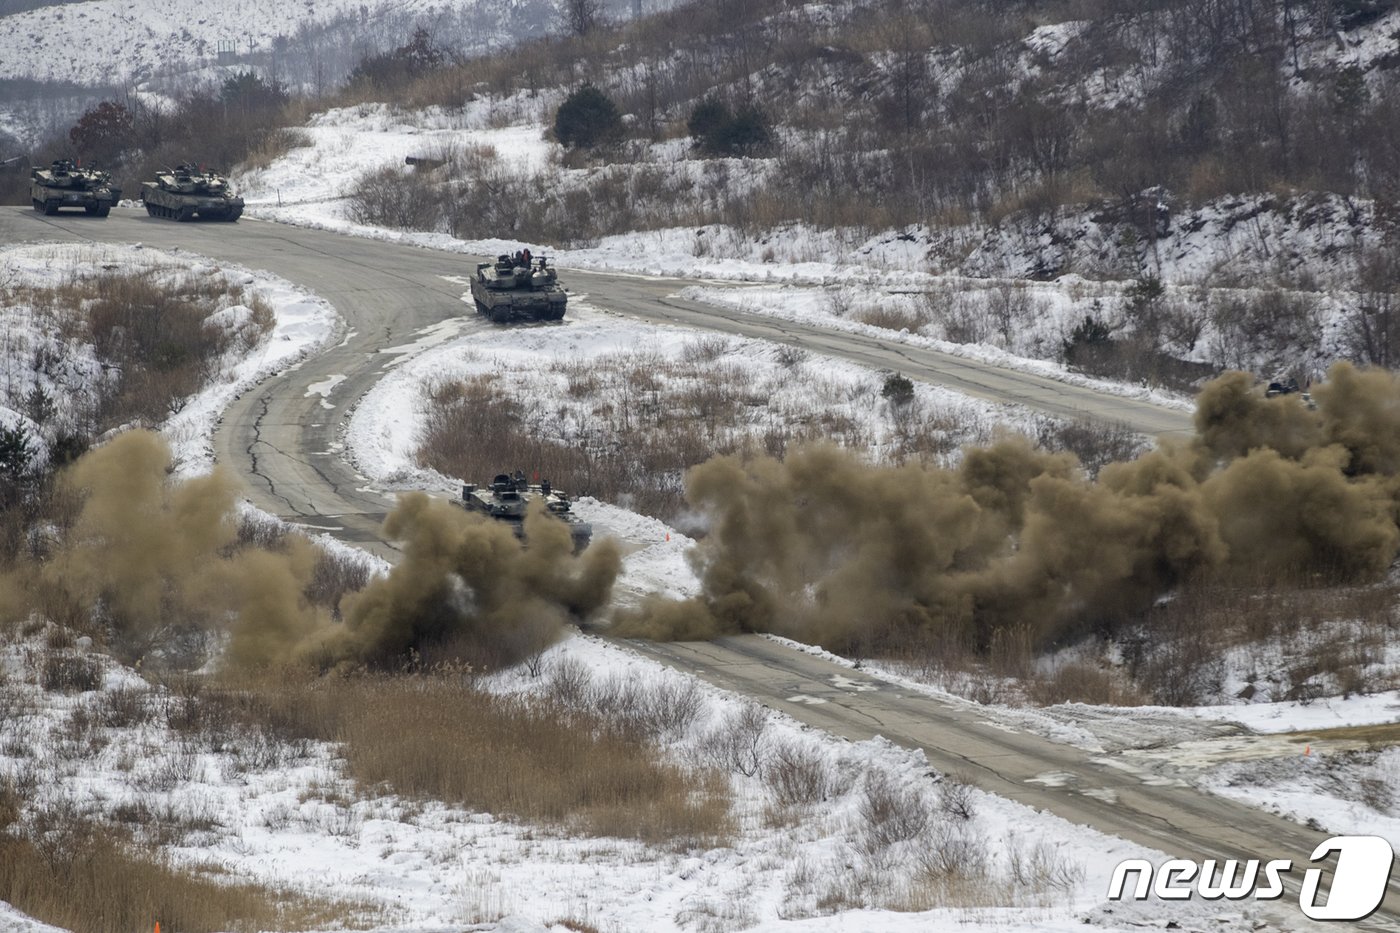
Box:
[564, 0, 604, 36]
[1347, 247, 1400, 368]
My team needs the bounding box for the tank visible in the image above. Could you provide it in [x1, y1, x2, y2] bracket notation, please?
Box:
[140, 163, 244, 221]
[29, 159, 121, 216]
[459, 470, 592, 551]
[470, 253, 567, 323]
[1265, 376, 1315, 410]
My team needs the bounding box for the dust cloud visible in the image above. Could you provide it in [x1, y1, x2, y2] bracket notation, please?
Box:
[0, 431, 329, 665]
[0, 431, 620, 673]
[619, 363, 1400, 652]
[293, 492, 621, 671]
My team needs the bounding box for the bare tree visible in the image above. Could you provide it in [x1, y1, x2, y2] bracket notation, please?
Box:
[564, 0, 604, 36]
[1347, 247, 1400, 368]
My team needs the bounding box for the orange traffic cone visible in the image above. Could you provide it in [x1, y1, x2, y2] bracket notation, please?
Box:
[1304, 745, 1311, 757]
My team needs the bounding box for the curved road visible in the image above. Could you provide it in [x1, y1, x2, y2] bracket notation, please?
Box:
[3, 208, 1394, 929]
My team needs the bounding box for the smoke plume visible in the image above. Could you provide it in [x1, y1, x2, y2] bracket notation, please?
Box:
[0, 431, 332, 667]
[619, 363, 1400, 653]
[0, 431, 620, 673]
[291, 492, 621, 671]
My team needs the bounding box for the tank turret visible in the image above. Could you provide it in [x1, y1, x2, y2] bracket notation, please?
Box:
[140, 163, 244, 221]
[469, 252, 567, 323]
[459, 470, 591, 551]
[29, 159, 121, 216]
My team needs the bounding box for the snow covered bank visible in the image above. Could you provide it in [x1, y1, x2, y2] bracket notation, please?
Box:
[0, 241, 340, 476]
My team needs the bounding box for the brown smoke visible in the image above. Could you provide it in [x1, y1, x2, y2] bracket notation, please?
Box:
[1, 430, 619, 674]
[43, 432, 249, 640]
[0, 431, 333, 666]
[623, 363, 1400, 653]
[1194, 371, 1322, 462]
[287, 492, 622, 671]
[1313, 363, 1400, 475]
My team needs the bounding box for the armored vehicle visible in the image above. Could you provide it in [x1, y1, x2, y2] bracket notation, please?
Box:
[141, 163, 243, 221]
[470, 253, 567, 323]
[460, 471, 591, 551]
[1265, 376, 1315, 410]
[30, 160, 120, 216]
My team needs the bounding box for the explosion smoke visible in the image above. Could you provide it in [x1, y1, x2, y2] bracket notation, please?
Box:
[298, 492, 621, 670]
[619, 363, 1400, 653]
[0, 431, 620, 673]
[0, 431, 330, 666]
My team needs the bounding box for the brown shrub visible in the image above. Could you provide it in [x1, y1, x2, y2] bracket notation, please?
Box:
[1028, 659, 1146, 706]
[0, 815, 364, 933]
[333, 675, 730, 844]
[858, 769, 928, 852]
[345, 165, 442, 230]
[763, 740, 831, 808]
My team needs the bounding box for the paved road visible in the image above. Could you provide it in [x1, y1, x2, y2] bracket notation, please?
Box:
[4, 207, 1393, 929]
[565, 268, 1195, 439]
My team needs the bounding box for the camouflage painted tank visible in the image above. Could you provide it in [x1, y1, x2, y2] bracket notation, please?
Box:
[459, 471, 591, 551]
[141, 163, 244, 221]
[470, 253, 567, 323]
[30, 159, 120, 216]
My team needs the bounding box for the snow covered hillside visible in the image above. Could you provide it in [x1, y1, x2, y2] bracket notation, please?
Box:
[0, 0, 531, 86]
[235, 99, 1381, 393]
[0, 0, 679, 87]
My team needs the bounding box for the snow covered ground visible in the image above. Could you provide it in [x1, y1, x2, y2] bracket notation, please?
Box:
[0, 241, 339, 475]
[2, 232, 1393, 932]
[3, 104, 1398, 933]
[1, 621, 1281, 933]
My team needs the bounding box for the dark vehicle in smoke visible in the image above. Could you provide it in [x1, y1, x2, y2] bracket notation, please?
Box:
[459, 471, 591, 551]
[141, 163, 244, 221]
[1265, 376, 1316, 409]
[30, 159, 120, 216]
[470, 253, 567, 323]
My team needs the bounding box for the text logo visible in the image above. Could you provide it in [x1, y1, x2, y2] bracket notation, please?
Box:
[1107, 835, 1394, 921]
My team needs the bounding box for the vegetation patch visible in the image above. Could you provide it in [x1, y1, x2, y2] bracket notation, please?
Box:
[415, 338, 993, 523]
[333, 674, 731, 844]
[0, 813, 368, 933]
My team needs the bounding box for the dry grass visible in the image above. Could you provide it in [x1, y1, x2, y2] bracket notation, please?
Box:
[238, 127, 313, 172]
[337, 677, 729, 844]
[0, 815, 368, 933]
[855, 303, 935, 333]
[213, 668, 731, 846]
[416, 343, 977, 523]
[896, 829, 1084, 911]
[4, 269, 274, 436]
[1027, 660, 1147, 707]
[1124, 579, 1400, 705]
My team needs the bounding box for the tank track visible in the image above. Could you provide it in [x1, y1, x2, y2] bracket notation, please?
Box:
[32, 197, 110, 217]
[143, 201, 242, 222]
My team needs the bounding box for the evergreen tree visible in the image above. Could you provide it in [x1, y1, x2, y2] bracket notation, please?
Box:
[555, 84, 622, 150]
